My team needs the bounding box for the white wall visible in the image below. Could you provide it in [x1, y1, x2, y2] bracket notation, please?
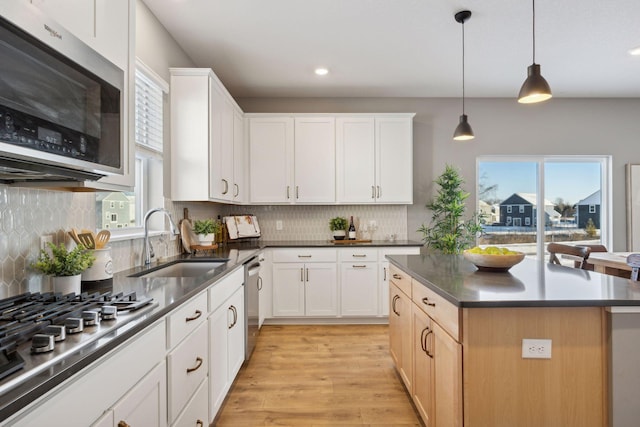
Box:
[238, 97, 640, 251]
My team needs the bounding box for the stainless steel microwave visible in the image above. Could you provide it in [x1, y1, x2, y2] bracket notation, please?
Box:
[0, 2, 123, 183]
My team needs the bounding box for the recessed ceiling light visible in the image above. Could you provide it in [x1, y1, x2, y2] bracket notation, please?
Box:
[629, 46, 640, 56]
[314, 68, 329, 76]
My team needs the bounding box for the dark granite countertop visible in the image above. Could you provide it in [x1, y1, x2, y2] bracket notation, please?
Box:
[387, 253, 640, 308]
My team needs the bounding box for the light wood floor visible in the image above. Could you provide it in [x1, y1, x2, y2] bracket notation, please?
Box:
[213, 324, 422, 427]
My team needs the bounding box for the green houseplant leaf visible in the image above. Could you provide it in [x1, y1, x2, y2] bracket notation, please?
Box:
[33, 243, 96, 276]
[193, 218, 221, 235]
[418, 165, 484, 254]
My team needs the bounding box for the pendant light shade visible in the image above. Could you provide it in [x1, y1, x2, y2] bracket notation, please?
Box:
[518, 0, 552, 104]
[453, 10, 474, 141]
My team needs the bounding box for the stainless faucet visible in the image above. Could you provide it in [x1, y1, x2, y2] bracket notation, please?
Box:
[143, 208, 179, 266]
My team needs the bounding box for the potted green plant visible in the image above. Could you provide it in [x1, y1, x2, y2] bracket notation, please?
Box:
[33, 243, 95, 294]
[329, 216, 348, 240]
[193, 218, 221, 245]
[418, 164, 484, 254]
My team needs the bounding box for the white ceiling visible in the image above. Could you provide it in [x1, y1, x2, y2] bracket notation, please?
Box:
[142, 0, 640, 99]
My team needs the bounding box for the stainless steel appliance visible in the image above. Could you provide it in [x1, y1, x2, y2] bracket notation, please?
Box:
[244, 256, 261, 360]
[0, 291, 155, 392]
[0, 3, 124, 183]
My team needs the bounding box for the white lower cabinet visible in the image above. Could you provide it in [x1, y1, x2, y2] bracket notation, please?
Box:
[208, 268, 245, 421]
[172, 377, 208, 427]
[272, 262, 338, 316]
[340, 248, 379, 316]
[167, 321, 209, 423]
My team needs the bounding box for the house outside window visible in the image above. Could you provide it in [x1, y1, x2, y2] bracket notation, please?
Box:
[507, 206, 512, 213]
[519, 205, 525, 213]
[589, 204, 596, 214]
[525, 217, 531, 226]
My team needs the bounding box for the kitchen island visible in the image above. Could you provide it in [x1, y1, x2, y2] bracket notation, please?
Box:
[387, 253, 640, 427]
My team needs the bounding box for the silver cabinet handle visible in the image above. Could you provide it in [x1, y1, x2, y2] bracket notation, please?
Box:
[352, 264, 367, 268]
[298, 255, 312, 258]
[228, 305, 237, 328]
[222, 179, 229, 195]
[287, 186, 290, 199]
[372, 185, 375, 199]
[306, 268, 309, 281]
[352, 254, 366, 258]
[384, 267, 387, 281]
[234, 183, 239, 197]
[300, 268, 304, 282]
[257, 276, 263, 291]
[392, 295, 400, 316]
[296, 186, 299, 199]
[186, 356, 203, 373]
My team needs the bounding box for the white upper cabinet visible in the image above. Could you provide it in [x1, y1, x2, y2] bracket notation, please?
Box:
[170, 68, 244, 203]
[248, 116, 335, 204]
[248, 117, 294, 203]
[337, 115, 414, 204]
[249, 114, 413, 205]
[336, 117, 376, 203]
[376, 116, 413, 203]
[293, 117, 336, 203]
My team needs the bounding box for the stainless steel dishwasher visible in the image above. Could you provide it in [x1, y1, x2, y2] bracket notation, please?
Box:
[244, 256, 261, 360]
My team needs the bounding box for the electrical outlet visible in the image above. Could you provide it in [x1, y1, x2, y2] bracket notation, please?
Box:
[276, 220, 283, 231]
[40, 234, 54, 250]
[522, 339, 552, 359]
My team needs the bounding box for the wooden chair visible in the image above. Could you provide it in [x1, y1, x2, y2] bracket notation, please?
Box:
[547, 243, 591, 269]
[578, 244, 607, 270]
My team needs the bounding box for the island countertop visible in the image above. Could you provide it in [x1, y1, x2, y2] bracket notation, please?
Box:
[387, 253, 640, 308]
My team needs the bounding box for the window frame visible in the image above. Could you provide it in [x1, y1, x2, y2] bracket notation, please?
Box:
[476, 155, 612, 258]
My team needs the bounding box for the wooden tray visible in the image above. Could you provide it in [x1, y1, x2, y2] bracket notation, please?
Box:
[331, 239, 372, 244]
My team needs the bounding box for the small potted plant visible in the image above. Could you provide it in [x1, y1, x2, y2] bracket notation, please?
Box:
[193, 218, 221, 245]
[329, 216, 348, 240]
[33, 243, 95, 294]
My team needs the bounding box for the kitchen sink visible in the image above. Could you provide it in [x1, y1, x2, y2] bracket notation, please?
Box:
[131, 260, 228, 278]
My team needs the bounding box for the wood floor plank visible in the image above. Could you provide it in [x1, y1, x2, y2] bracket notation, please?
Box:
[213, 324, 422, 426]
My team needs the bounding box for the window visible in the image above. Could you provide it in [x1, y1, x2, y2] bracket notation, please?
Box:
[95, 61, 168, 234]
[477, 156, 611, 261]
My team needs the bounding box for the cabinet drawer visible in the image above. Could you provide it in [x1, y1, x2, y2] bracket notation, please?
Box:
[389, 264, 411, 297]
[167, 292, 207, 349]
[272, 248, 337, 263]
[412, 279, 460, 341]
[379, 246, 421, 257]
[167, 322, 208, 423]
[339, 248, 378, 262]
[172, 377, 208, 427]
[209, 267, 244, 313]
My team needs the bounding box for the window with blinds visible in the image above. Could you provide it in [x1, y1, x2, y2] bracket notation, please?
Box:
[135, 70, 163, 152]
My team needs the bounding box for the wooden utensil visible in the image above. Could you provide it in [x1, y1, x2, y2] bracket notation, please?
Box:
[77, 232, 95, 249]
[68, 230, 81, 245]
[95, 230, 110, 249]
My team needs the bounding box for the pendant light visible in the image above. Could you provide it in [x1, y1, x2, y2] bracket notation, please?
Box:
[453, 10, 474, 141]
[518, 0, 552, 103]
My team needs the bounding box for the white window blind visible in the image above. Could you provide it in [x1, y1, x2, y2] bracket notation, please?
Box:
[135, 70, 163, 152]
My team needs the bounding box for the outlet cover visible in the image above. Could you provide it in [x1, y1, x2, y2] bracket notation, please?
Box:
[40, 234, 54, 250]
[522, 338, 552, 359]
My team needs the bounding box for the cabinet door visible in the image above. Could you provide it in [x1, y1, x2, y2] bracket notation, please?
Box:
[94, 0, 130, 69]
[172, 377, 208, 427]
[293, 117, 336, 203]
[340, 262, 378, 316]
[412, 306, 435, 427]
[209, 302, 230, 419]
[375, 117, 413, 203]
[389, 282, 412, 391]
[232, 109, 245, 202]
[112, 361, 168, 427]
[227, 286, 245, 380]
[433, 322, 463, 427]
[305, 263, 338, 316]
[272, 263, 306, 316]
[209, 81, 234, 201]
[336, 117, 376, 203]
[249, 117, 294, 203]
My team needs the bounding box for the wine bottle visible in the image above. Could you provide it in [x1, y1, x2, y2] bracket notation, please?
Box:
[348, 216, 356, 240]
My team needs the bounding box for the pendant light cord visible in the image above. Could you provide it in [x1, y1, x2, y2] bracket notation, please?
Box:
[532, 0, 536, 63]
[461, 18, 466, 114]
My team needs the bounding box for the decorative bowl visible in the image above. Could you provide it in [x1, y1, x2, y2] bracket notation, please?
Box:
[463, 250, 525, 272]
